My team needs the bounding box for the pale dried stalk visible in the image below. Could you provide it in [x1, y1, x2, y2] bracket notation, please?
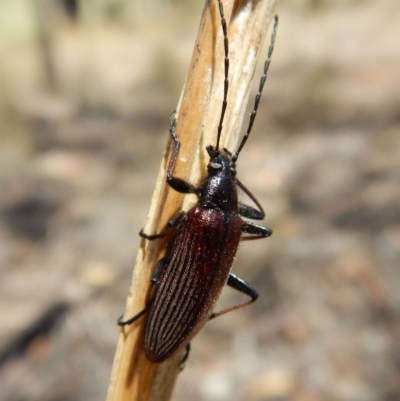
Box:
[106, 1, 278, 400]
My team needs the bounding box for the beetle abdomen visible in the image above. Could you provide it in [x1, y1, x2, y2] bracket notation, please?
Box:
[144, 206, 242, 362]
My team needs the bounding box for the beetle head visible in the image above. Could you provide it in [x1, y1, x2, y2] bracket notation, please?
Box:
[206, 145, 236, 176]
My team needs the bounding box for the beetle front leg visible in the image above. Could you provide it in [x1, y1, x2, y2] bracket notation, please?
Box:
[241, 221, 272, 241]
[166, 112, 197, 195]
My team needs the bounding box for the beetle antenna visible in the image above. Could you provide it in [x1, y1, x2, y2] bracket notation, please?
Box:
[215, 0, 229, 153]
[232, 15, 278, 163]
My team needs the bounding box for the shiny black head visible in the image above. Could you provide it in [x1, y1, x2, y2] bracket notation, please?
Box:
[206, 145, 236, 177]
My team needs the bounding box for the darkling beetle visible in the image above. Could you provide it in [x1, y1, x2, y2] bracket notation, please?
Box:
[119, 1, 278, 363]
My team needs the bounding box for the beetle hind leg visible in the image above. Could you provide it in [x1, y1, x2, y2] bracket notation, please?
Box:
[209, 273, 258, 320]
[179, 343, 191, 370]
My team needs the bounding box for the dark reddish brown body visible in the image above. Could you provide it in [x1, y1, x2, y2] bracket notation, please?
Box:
[118, 2, 278, 365]
[137, 145, 272, 362]
[145, 206, 242, 361]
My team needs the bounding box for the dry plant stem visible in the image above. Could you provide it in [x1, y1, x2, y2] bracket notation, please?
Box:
[106, 1, 278, 400]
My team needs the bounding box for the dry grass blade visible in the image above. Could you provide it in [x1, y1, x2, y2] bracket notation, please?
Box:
[106, 1, 278, 400]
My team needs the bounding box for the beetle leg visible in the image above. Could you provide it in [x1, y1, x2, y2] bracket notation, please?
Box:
[179, 343, 191, 370]
[140, 211, 186, 240]
[167, 176, 197, 195]
[117, 308, 147, 326]
[209, 273, 258, 320]
[236, 178, 265, 219]
[151, 257, 168, 284]
[241, 221, 272, 241]
[238, 203, 264, 220]
[118, 258, 169, 326]
[166, 112, 198, 195]
[139, 230, 164, 240]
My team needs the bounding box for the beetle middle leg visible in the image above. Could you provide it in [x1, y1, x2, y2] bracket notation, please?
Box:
[117, 308, 148, 326]
[237, 178, 265, 220]
[118, 257, 169, 326]
[209, 273, 259, 320]
[239, 203, 264, 220]
[139, 210, 186, 240]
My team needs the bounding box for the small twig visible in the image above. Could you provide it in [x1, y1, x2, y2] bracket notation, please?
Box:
[106, 1, 278, 400]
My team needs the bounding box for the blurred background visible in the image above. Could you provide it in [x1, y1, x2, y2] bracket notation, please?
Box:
[0, 0, 399, 400]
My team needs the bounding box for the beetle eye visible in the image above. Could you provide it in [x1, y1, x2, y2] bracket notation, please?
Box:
[209, 162, 222, 170]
